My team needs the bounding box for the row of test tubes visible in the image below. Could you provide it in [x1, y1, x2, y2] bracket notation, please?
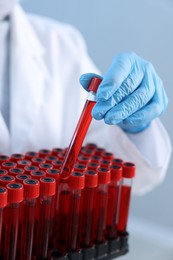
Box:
[0, 143, 135, 260]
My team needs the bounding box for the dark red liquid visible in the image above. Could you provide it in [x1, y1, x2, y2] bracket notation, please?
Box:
[66, 192, 81, 251]
[117, 185, 131, 233]
[55, 188, 71, 252]
[92, 189, 108, 243]
[106, 183, 120, 239]
[4, 204, 20, 260]
[20, 199, 36, 260]
[36, 197, 52, 259]
[80, 187, 96, 247]
[60, 100, 95, 179]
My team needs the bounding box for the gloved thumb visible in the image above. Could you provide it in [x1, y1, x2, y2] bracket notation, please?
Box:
[80, 73, 102, 92]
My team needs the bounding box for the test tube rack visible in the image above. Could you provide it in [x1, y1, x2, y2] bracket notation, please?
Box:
[0, 143, 134, 260]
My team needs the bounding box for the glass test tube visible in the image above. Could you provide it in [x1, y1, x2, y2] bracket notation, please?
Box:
[9, 167, 25, 178]
[0, 155, 10, 166]
[106, 165, 122, 239]
[0, 175, 15, 187]
[31, 157, 45, 167]
[11, 153, 25, 162]
[66, 172, 85, 252]
[36, 177, 56, 259]
[80, 170, 98, 247]
[20, 179, 40, 260]
[1, 161, 17, 171]
[4, 183, 23, 260]
[0, 187, 7, 254]
[92, 167, 110, 243]
[59, 77, 102, 179]
[117, 162, 135, 234]
[25, 151, 38, 160]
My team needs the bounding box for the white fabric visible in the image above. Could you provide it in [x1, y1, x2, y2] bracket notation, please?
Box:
[0, 20, 10, 128]
[0, 4, 171, 195]
[0, 0, 16, 20]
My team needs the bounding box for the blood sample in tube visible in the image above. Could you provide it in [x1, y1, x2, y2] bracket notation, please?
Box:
[0, 187, 7, 254]
[4, 183, 23, 260]
[80, 170, 98, 247]
[66, 172, 85, 252]
[117, 162, 135, 233]
[20, 179, 40, 260]
[92, 167, 110, 243]
[36, 177, 56, 259]
[106, 165, 122, 239]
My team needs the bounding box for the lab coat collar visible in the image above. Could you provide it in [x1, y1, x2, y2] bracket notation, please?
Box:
[9, 4, 49, 152]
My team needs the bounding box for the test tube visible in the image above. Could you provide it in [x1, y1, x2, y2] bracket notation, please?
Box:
[73, 163, 87, 173]
[4, 183, 23, 260]
[0, 155, 10, 166]
[39, 162, 53, 171]
[55, 179, 71, 252]
[106, 165, 122, 239]
[0, 187, 8, 254]
[45, 155, 57, 164]
[59, 77, 102, 179]
[80, 170, 98, 247]
[92, 167, 110, 243]
[117, 162, 135, 234]
[20, 179, 40, 260]
[66, 172, 85, 252]
[36, 177, 56, 259]
[52, 160, 63, 170]
[51, 147, 64, 156]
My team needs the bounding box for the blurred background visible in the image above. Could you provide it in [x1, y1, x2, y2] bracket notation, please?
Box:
[21, 0, 173, 259]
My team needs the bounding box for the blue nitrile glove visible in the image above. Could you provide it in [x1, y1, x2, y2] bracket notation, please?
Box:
[80, 52, 168, 133]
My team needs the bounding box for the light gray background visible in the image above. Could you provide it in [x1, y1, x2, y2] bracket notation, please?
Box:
[20, 0, 173, 258]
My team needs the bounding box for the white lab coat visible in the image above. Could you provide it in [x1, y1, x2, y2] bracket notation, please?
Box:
[0, 4, 171, 195]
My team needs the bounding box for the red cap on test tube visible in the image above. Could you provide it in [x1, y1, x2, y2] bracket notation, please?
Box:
[52, 160, 63, 170]
[30, 170, 46, 180]
[23, 179, 40, 199]
[69, 172, 85, 190]
[17, 160, 31, 169]
[7, 182, 24, 203]
[24, 165, 38, 175]
[0, 175, 15, 187]
[122, 162, 135, 178]
[40, 177, 56, 197]
[51, 147, 64, 156]
[88, 77, 102, 92]
[16, 174, 31, 184]
[11, 153, 25, 162]
[112, 158, 124, 167]
[39, 163, 53, 171]
[9, 168, 25, 177]
[0, 186, 8, 208]
[85, 170, 98, 188]
[110, 165, 123, 181]
[0, 169, 8, 176]
[31, 157, 45, 166]
[97, 167, 111, 184]
[25, 151, 38, 160]
[1, 161, 17, 171]
[0, 155, 10, 166]
[46, 169, 60, 183]
[38, 149, 51, 158]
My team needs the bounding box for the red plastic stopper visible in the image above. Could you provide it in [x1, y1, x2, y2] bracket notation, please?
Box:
[40, 177, 56, 196]
[110, 165, 122, 181]
[88, 77, 102, 93]
[0, 187, 8, 207]
[23, 179, 40, 199]
[7, 182, 24, 203]
[122, 162, 136, 178]
[85, 170, 98, 188]
[0, 175, 15, 187]
[97, 167, 111, 184]
[69, 172, 85, 190]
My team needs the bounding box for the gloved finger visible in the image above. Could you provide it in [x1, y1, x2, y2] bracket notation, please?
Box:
[117, 79, 168, 133]
[79, 73, 102, 92]
[91, 65, 145, 120]
[96, 52, 141, 101]
[103, 78, 155, 125]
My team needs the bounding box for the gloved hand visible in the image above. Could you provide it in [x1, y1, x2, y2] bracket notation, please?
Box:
[80, 52, 168, 133]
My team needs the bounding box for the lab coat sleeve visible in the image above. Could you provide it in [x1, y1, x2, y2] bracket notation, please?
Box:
[70, 27, 172, 195]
